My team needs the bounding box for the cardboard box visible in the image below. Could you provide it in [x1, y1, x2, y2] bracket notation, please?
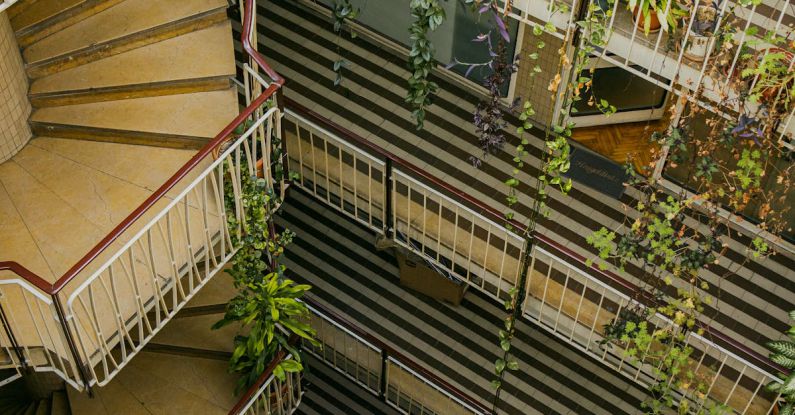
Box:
[396, 252, 466, 306]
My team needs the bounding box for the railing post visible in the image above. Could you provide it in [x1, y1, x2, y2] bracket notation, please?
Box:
[378, 349, 388, 400]
[0, 299, 26, 370]
[276, 87, 288, 183]
[384, 158, 394, 239]
[52, 294, 93, 397]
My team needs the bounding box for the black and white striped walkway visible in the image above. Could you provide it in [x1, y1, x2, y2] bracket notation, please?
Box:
[277, 190, 651, 415]
[232, 0, 795, 359]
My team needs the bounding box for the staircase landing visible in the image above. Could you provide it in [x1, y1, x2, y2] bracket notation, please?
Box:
[0, 137, 193, 283]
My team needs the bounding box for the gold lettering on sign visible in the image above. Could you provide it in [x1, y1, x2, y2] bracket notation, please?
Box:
[574, 160, 620, 182]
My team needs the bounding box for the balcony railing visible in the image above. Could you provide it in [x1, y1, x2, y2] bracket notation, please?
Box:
[0, 0, 283, 392]
[505, 0, 795, 148]
[282, 98, 787, 414]
[230, 296, 492, 415]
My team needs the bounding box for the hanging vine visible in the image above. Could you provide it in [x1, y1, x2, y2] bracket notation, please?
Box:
[407, 0, 446, 130]
[331, 0, 360, 87]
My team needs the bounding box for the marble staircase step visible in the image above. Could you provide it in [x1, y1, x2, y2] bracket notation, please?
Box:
[29, 75, 233, 108]
[9, 0, 83, 32]
[22, 0, 226, 63]
[30, 88, 238, 139]
[25, 8, 227, 79]
[15, 0, 124, 48]
[29, 23, 236, 95]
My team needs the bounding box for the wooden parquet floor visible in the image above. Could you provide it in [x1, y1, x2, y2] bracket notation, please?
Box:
[570, 119, 666, 174]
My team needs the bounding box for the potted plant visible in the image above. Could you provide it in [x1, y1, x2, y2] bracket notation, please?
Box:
[683, 2, 719, 61]
[629, 0, 687, 35]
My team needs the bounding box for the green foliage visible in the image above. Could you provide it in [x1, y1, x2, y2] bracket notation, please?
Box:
[215, 161, 317, 395]
[406, 0, 445, 129]
[766, 311, 795, 415]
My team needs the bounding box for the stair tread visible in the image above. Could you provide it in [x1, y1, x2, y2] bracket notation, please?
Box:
[10, 0, 83, 32]
[34, 399, 49, 415]
[30, 22, 236, 95]
[150, 313, 236, 354]
[30, 88, 239, 138]
[24, 0, 226, 63]
[50, 391, 69, 415]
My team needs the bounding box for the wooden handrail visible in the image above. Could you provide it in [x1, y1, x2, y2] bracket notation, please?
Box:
[303, 296, 494, 414]
[228, 336, 300, 415]
[283, 98, 789, 379]
[0, 261, 53, 293]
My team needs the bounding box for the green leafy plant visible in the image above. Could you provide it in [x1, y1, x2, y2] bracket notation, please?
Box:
[214, 160, 317, 394]
[766, 311, 795, 415]
[406, 0, 445, 129]
[628, 0, 687, 34]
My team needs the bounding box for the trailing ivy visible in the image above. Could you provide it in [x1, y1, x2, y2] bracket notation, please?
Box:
[406, 0, 445, 130]
[214, 150, 317, 394]
[331, 0, 360, 87]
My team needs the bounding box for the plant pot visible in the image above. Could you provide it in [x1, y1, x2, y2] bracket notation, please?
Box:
[632, 6, 662, 34]
[683, 33, 715, 61]
[682, 5, 717, 61]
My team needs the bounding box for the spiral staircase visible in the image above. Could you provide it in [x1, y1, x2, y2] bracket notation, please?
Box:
[0, 0, 240, 412]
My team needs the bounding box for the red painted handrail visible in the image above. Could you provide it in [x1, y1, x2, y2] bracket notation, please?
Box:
[0, 261, 52, 293]
[228, 336, 299, 415]
[283, 97, 789, 378]
[0, 0, 282, 295]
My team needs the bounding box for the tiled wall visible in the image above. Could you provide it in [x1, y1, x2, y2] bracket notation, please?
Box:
[513, 26, 563, 129]
[0, 12, 31, 163]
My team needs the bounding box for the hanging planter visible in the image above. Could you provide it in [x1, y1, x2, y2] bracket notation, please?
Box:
[682, 4, 718, 62]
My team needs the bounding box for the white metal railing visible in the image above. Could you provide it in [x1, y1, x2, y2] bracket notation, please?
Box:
[0, 67, 279, 394]
[64, 105, 281, 387]
[507, 0, 795, 147]
[283, 107, 785, 414]
[232, 354, 304, 415]
[303, 300, 491, 415]
[0, 279, 83, 390]
[523, 246, 781, 414]
[282, 110, 386, 232]
[0, 0, 18, 13]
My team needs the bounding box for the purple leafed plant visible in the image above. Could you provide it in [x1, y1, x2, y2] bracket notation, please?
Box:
[471, 35, 519, 166]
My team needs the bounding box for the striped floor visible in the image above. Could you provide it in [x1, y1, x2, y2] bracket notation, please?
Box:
[277, 190, 651, 415]
[298, 354, 399, 415]
[235, 0, 795, 359]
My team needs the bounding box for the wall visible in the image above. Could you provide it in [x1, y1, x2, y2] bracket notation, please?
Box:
[0, 11, 31, 163]
[316, 0, 458, 64]
[513, 25, 563, 128]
